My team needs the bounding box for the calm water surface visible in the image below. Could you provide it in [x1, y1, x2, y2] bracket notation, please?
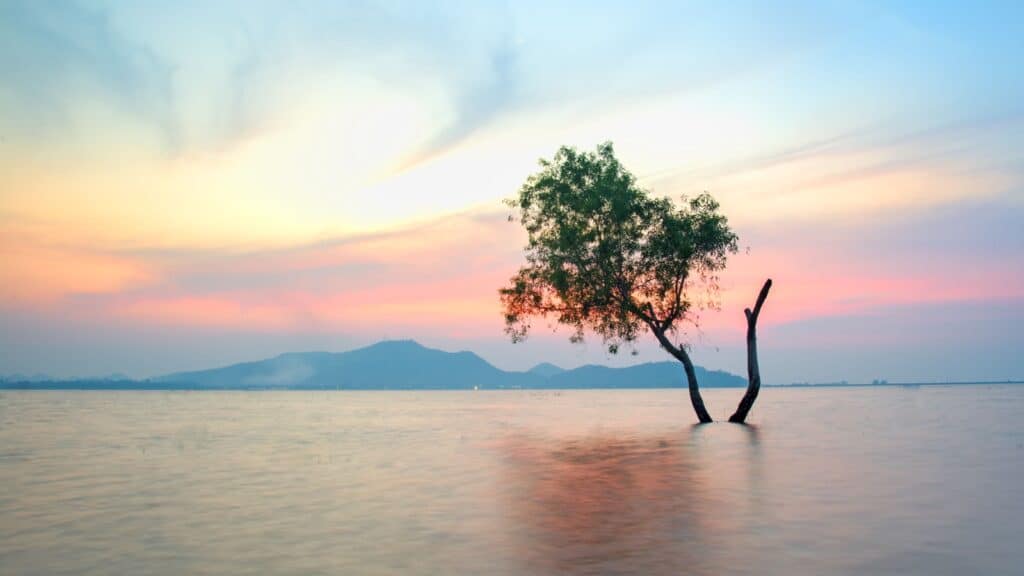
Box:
[2, 387, 1022, 575]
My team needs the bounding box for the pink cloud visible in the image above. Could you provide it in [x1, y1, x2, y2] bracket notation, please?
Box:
[10, 199, 1022, 352]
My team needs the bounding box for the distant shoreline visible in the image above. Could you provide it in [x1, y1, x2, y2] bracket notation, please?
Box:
[1, 380, 1022, 391]
[769, 380, 1024, 388]
[5, 340, 1019, 392]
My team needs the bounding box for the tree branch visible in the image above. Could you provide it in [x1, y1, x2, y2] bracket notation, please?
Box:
[729, 278, 772, 423]
[748, 278, 772, 325]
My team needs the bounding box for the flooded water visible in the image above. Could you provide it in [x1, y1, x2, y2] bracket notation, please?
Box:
[1, 386, 1022, 575]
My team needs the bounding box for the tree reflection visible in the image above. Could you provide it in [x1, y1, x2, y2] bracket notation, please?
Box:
[499, 432, 714, 575]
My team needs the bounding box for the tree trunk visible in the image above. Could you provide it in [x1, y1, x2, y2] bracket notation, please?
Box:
[652, 328, 713, 423]
[729, 279, 772, 424]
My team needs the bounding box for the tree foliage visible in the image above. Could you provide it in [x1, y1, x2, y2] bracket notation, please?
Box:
[500, 142, 738, 354]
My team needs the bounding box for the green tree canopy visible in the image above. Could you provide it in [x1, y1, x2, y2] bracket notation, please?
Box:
[500, 142, 740, 422]
[501, 142, 738, 351]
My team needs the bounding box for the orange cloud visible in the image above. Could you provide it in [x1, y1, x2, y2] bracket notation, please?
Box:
[0, 229, 156, 306]
[8, 199, 1021, 350]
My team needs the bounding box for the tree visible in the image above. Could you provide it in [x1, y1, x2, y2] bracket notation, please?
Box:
[727, 278, 772, 424]
[500, 142, 741, 423]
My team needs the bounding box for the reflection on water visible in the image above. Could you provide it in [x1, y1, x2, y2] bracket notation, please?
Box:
[502, 433, 706, 575]
[499, 423, 767, 575]
[1, 388, 1022, 575]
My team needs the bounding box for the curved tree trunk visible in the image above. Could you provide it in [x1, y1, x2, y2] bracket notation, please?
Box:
[729, 279, 772, 424]
[652, 328, 713, 423]
[679, 351, 713, 424]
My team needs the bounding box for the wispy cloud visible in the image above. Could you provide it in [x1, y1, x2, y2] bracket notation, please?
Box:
[394, 36, 519, 172]
[2, 0, 1023, 380]
[0, 1, 175, 147]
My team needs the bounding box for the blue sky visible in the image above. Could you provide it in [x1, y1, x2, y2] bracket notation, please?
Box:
[1, 0, 1022, 382]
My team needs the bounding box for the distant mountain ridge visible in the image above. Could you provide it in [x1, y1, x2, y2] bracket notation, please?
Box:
[147, 339, 747, 390]
[527, 362, 565, 378]
[5, 341, 1021, 389]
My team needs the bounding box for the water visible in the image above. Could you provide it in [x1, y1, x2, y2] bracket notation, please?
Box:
[1, 386, 1022, 575]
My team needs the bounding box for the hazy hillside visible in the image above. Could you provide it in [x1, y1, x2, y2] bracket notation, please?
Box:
[527, 362, 565, 379]
[153, 340, 745, 390]
[156, 340, 537, 389]
[547, 362, 745, 389]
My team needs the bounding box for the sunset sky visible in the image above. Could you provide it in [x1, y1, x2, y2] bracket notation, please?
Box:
[2, 0, 1022, 383]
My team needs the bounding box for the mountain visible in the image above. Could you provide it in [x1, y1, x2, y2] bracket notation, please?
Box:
[528, 362, 565, 379]
[547, 362, 745, 389]
[150, 339, 745, 390]
[155, 340, 537, 390]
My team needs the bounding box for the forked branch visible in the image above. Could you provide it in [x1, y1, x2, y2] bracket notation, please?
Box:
[728, 279, 772, 423]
